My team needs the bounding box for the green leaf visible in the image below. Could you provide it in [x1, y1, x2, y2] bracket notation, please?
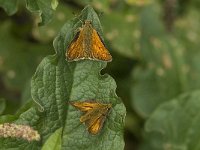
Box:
[144, 90, 200, 150]
[0, 5, 126, 149]
[42, 128, 62, 150]
[0, 20, 51, 92]
[131, 3, 187, 117]
[0, 115, 17, 124]
[0, 100, 35, 124]
[131, 4, 200, 118]
[33, 5, 125, 149]
[31, 4, 75, 43]
[0, 0, 58, 24]
[102, 11, 140, 58]
[73, 1, 141, 58]
[0, 98, 6, 115]
[131, 63, 181, 117]
[175, 9, 200, 90]
[0, 0, 18, 15]
[51, 0, 58, 10]
[74, 0, 111, 12]
[26, 0, 58, 25]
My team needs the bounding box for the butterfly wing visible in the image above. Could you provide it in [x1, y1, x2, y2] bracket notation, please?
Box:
[66, 30, 86, 61]
[70, 100, 111, 134]
[69, 101, 99, 112]
[90, 29, 112, 62]
[84, 107, 108, 134]
[87, 115, 106, 134]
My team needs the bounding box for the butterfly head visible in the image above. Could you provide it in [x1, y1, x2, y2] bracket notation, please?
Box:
[101, 103, 112, 114]
[84, 20, 92, 26]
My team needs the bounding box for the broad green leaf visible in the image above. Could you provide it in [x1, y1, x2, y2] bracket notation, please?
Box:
[0, 0, 18, 15]
[32, 5, 125, 150]
[0, 5, 126, 149]
[144, 90, 200, 150]
[26, 0, 58, 25]
[42, 128, 62, 150]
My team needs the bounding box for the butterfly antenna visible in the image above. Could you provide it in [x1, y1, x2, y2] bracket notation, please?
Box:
[80, 19, 83, 25]
[72, 12, 84, 25]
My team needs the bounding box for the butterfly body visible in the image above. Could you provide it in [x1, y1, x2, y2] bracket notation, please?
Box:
[70, 101, 112, 134]
[66, 20, 112, 62]
[76, 21, 93, 58]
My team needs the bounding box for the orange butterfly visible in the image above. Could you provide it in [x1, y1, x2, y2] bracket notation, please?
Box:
[69, 101, 112, 134]
[66, 20, 112, 62]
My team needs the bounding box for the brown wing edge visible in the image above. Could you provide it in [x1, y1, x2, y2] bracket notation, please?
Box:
[68, 100, 97, 112]
[87, 115, 106, 134]
[66, 31, 84, 62]
[95, 31, 112, 62]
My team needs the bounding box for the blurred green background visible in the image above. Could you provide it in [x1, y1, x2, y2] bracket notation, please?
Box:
[1, 0, 200, 149]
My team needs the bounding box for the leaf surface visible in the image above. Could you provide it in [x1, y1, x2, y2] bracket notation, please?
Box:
[0, 6, 126, 150]
[26, 0, 59, 25]
[144, 90, 200, 150]
[0, 0, 18, 15]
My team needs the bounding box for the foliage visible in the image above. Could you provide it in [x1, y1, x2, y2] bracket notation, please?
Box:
[0, 4, 125, 150]
[0, 0, 200, 149]
[143, 90, 200, 150]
